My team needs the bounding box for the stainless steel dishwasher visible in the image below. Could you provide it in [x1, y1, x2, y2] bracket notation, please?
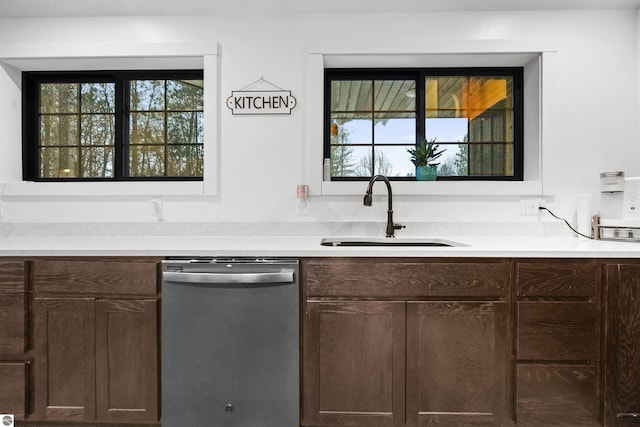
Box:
[161, 258, 299, 427]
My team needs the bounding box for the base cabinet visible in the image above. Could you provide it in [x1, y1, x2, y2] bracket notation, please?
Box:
[33, 297, 158, 423]
[301, 259, 510, 427]
[2, 255, 640, 427]
[0, 257, 161, 426]
[515, 261, 601, 427]
[605, 263, 640, 426]
[30, 259, 160, 424]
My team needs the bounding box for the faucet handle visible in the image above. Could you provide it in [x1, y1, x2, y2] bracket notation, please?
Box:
[393, 223, 406, 231]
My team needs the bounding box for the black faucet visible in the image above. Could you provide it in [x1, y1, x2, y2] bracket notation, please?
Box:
[363, 175, 406, 238]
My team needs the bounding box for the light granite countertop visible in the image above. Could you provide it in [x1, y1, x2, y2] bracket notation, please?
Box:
[0, 222, 638, 258]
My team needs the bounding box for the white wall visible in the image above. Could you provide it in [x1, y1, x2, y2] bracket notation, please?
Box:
[0, 10, 638, 226]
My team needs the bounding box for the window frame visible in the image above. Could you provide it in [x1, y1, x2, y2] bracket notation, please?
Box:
[22, 69, 204, 182]
[324, 67, 524, 182]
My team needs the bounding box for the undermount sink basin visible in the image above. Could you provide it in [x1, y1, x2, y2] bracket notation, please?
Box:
[320, 237, 467, 247]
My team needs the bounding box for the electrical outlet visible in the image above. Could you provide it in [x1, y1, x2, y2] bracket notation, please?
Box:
[149, 199, 164, 221]
[520, 199, 543, 216]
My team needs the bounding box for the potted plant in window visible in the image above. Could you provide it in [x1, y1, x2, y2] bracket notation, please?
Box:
[407, 137, 444, 181]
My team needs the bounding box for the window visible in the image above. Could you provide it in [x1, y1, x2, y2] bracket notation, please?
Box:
[325, 68, 523, 181]
[22, 70, 204, 181]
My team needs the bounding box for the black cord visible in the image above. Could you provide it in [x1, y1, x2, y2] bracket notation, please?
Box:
[539, 206, 594, 239]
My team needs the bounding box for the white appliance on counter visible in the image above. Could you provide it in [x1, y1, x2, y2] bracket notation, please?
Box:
[598, 174, 640, 241]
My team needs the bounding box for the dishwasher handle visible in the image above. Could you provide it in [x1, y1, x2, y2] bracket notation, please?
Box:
[163, 270, 295, 285]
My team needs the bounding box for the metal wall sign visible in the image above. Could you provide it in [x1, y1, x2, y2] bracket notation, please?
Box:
[226, 77, 297, 115]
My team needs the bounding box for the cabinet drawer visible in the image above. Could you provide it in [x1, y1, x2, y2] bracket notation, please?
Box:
[517, 364, 598, 426]
[305, 259, 509, 297]
[0, 361, 28, 419]
[32, 259, 158, 295]
[518, 302, 597, 361]
[0, 260, 26, 293]
[516, 262, 597, 297]
[0, 293, 26, 354]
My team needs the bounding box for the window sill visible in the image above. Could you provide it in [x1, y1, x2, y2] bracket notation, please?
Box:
[320, 180, 543, 197]
[1, 181, 205, 199]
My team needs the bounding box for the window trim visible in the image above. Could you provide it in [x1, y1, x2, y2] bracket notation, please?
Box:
[324, 67, 524, 182]
[305, 40, 556, 197]
[0, 41, 219, 198]
[22, 69, 204, 182]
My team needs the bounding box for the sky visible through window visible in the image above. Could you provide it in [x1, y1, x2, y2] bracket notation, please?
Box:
[341, 117, 469, 177]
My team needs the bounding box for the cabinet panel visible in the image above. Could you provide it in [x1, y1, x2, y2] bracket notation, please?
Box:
[96, 299, 158, 422]
[518, 302, 597, 361]
[32, 259, 157, 296]
[605, 263, 640, 425]
[516, 262, 597, 297]
[0, 293, 26, 354]
[305, 259, 509, 298]
[517, 364, 599, 426]
[407, 301, 508, 426]
[0, 361, 28, 419]
[33, 297, 96, 421]
[0, 260, 26, 293]
[302, 301, 405, 426]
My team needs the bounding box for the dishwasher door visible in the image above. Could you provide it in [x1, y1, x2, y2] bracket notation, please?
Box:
[162, 258, 299, 427]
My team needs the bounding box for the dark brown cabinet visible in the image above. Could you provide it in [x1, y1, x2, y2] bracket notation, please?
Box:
[303, 300, 406, 426]
[30, 258, 160, 425]
[95, 299, 158, 423]
[0, 260, 27, 355]
[407, 301, 508, 426]
[515, 261, 601, 427]
[2, 253, 640, 427]
[33, 297, 96, 421]
[0, 260, 28, 420]
[301, 258, 510, 427]
[0, 361, 28, 420]
[605, 262, 640, 426]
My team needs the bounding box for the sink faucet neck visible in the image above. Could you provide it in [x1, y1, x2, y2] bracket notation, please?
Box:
[364, 175, 405, 238]
[365, 175, 393, 211]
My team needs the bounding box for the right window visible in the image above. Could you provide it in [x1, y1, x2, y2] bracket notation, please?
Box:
[325, 68, 523, 181]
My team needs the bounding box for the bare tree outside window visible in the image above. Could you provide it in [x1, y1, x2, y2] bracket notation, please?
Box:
[325, 69, 522, 181]
[26, 71, 204, 181]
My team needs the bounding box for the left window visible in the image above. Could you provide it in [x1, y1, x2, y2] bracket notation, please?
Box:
[22, 70, 204, 181]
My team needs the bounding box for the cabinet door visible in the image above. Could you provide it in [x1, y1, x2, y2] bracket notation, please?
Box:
[302, 301, 405, 427]
[406, 301, 509, 426]
[606, 263, 640, 426]
[95, 299, 158, 423]
[33, 297, 96, 421]
[0, 361, 28, 419]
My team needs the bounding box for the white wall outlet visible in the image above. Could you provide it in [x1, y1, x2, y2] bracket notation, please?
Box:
[520, 198, 543, 216]
[149, 198, 164, 221]
[0, 414, 15, 427]
[623, 177, 640, 219]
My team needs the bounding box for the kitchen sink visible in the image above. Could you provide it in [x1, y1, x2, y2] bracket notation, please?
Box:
[320, 237, 467, 247]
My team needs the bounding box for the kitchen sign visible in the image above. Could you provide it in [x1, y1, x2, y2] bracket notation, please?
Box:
[227, 77, 297, 115]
